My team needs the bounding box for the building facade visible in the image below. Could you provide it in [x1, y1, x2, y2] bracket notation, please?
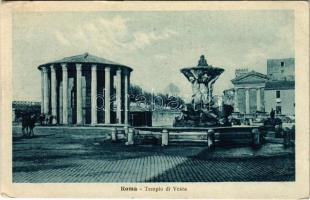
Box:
[227, 58, 295, 117]
[265, 58, 295, 115]
[267, 58, 295, 81]
[222, 88, 234, 106]
[38, 53, 133, 125]
[264, 81, 295, 115]
[231, 69, 268, 114]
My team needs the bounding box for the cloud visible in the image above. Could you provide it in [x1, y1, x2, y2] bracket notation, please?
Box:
[53, 15, 178, 57]
[54, 30, 70, 46]
[132, 30, 177, 50]
[154, 54, 167, 60]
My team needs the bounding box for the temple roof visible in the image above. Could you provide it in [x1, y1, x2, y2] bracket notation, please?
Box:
[231, 70, 267, 84]
[265, 81, 295, 90]
[38, 52, 132, 71]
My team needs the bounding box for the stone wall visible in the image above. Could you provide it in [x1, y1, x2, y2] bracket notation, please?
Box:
[12, 126, 126, 140]
[152, 111, 181, 127]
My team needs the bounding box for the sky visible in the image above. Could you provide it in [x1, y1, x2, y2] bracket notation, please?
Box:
[13, 10, 294, 102]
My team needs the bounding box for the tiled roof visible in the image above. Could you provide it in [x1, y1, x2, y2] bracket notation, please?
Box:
[265, 81, 295, 90]
[38, 52, 132, 71]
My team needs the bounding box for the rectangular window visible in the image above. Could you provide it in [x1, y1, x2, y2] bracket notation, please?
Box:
[276, 90, 280, 98]
[281, 61, 284, 67]
[276, 106, 282, 114]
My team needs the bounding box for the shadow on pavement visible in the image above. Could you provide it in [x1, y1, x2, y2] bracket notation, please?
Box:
[147, 154, 295, 182]
[13, 164, 75, 173]
[13, 134, 56, 142]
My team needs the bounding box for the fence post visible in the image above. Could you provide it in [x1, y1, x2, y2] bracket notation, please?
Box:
[111, 127, 117, 142]
[207, 129, 215, 149]
[252, 128, 260, 148]
[162, 129, 169, 146]
[124, 126, 129, 136]
[126, 128, 135, 145]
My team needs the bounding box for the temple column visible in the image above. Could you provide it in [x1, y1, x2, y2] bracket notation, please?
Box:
[43, 67, 49, 115]
[261, 88, 265, 112]
[124, 70, 130, 125]
[234, 88, 239, 112]
[61, 63, 68, 124]
[91, 64, 97, 125]
[104, 67, 111, 124]
[245, 88, 250, 114]
[51, 65, 57, 124]
[41, 70, 44, 114]
[116, 69, 122, 124]
[59, 82, 63, 124]
[76, 63, 83, 124]
[256, 87, 261, 112]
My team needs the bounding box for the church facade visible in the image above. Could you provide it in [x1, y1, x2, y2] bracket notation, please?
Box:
[38, 53, 133, 125]
[231, 69, 268, 114]
[226, 58, 295, 117]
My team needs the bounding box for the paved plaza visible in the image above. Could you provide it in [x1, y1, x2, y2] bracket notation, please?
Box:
[13, 127, 295, 182]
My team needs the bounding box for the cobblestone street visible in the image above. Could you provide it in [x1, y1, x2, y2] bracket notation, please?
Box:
[13, 127, 295, 182]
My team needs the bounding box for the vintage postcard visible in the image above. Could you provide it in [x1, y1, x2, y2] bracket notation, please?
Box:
[0, 1, 309, 199]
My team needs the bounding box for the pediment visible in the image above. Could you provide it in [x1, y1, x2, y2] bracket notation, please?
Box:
[232, 71, 268, 84]
[237, 75, 267, 83]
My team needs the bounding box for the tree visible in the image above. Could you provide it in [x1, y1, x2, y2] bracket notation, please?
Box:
[164, 83, 180, 96]
[129, 84, 143, 102]
[130, 83, 185, 111]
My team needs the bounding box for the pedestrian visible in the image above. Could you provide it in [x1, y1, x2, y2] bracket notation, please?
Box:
[21, 112, 29, 136]
[49, 115, 53, 125]
[270, 108, 275, 120]
[39, 113, 45, 125]
[28, 114, 36, 136]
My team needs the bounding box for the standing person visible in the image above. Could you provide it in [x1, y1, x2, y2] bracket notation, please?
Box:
[45, 114, 49, 125]
[49, 115, 53, 125]
[28, 114, 36, 136]
[270, 108, 275, 120]
[21, 112, 29, 136]
[39, 113, 45, 125]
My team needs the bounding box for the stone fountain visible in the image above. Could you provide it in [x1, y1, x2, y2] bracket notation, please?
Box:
[174, 55, 225, 127]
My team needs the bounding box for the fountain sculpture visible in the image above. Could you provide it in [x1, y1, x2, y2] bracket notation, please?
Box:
[174, 55, 226, 127]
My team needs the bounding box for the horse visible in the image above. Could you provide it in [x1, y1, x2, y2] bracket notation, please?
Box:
[21, 113, 36, 137]
[28, 114, 36, 136]
[21, 113, 30, 136]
